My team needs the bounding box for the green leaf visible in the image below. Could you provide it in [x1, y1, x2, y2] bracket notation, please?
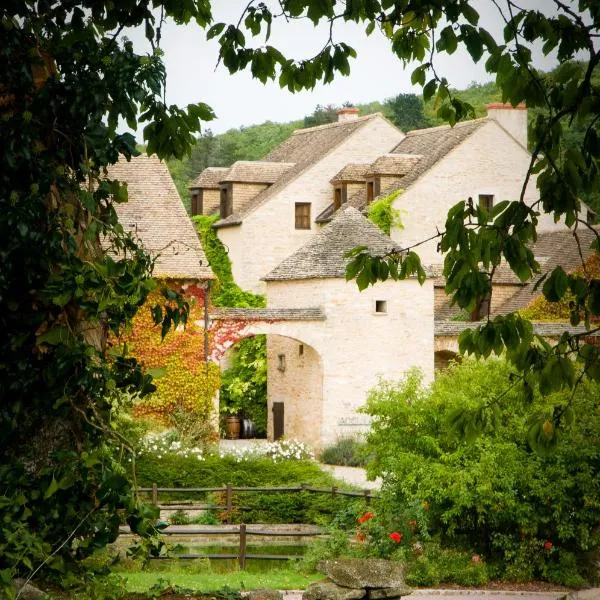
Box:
[44, 476, 59, 499]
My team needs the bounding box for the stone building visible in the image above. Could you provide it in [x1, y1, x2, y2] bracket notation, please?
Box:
[211, 206, 434, 447]
[193, 110, 405, 292]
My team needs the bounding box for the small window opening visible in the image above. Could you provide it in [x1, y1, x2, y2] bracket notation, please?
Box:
[220, 186, 232, 218]
[298, 344, 304, 356]
[375, 300, 387, 314]
[277, 354, 286, 372]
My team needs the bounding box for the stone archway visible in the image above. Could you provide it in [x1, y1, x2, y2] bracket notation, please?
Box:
[434, 349, 461, 372]
[209, 308, 326, 447]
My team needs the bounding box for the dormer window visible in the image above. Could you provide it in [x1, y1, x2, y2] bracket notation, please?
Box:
[366, 181, 374, 205]
[334, 187, 343, 210]
[220, 185, 232, 218]
[191, 190, 203, 216]
[295, 202, 311, 229]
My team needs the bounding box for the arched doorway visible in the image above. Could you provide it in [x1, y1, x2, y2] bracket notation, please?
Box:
[434, 349, 461, 372]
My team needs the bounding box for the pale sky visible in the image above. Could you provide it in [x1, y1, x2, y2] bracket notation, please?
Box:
[125, 1, 562, 135]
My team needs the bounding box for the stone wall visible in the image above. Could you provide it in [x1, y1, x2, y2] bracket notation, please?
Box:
[218, 117, 405, 293]
[390, 121, 539, 265]
[267, 335, 323, 447]
[266, 276, 434, 447]
[202, 188, 220, 216]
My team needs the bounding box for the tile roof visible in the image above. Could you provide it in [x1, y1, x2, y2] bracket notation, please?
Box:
[189, 167, 229, 190]
[210, 307, 326, 321]
[318, 118, 489, 222]
[366, 153, 422, 176]
[107, 155, 214, 280]
[434, 320, 600, 337]
[330, 162, 372, 183]
[214, 113, 387, 228]
[264, 205, 400, 281]
[221, 161, 295, 184]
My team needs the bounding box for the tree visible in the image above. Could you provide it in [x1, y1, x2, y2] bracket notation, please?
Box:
[384, 93, 432, 131]
[2, 0, 599, 587]
[1, 0, 214, 590]
[303, 103, 342, 127]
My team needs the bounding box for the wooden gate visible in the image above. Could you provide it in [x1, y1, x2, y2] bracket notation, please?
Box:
[272, 402, 284, 440]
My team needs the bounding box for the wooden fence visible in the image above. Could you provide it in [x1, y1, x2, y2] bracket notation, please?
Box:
[122, 484, 379, 567]
[139, 483, 377, 520]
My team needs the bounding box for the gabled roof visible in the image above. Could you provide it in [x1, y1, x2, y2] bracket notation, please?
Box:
[221, 161, 295, 184]
[264, 205, 399, 281]
[330, 162, 371, 183]
[107, 155, 214, 280]
[318, 118, 489, 223]
[214, 113, 390, 228]
[367, 153, 422, 176]
[189, 167, 229, 190]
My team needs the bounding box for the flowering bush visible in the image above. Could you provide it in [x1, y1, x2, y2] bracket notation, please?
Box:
[136, 431, 205, 461]
[219, 439, 314, 463]
[362, 360, 600, 586]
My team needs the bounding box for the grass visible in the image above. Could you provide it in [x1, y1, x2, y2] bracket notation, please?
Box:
[117, 566, 322, 593]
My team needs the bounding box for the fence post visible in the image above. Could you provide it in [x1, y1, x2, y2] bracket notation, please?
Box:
[239, 523, 247, 570]
[331, 486, 337, 498]
[364, 489, 371, 505]
[152, 483, 158, 506]
[225, 483, 233, 524]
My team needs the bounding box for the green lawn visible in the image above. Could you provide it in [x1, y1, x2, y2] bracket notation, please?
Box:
[118, 567, 322, 593]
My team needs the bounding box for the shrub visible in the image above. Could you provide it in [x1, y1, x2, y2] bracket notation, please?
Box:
[362, 360, 600, 585]
[319, 437, 370, 467]
[135, 451, 350, 524]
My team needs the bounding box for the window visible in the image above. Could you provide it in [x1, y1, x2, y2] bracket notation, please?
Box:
[191, 190, 203, 216]
[298, 344, 304, 356]
[479, 194, 494, 213]
[295, 202, 311, 229]
[366, 181, 374, 204]
[334, 187, 342, 210]
[277, 354, 286, 372]
[220, 185, 232, 218]
[375, 300, 387, 314]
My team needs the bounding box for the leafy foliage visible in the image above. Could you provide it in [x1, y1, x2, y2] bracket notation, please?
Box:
[319, 438, 370, 467]
[367, 189, 404, 235]
[0, 0, 215, 589]
[119, 282, 220, 427]
[220, 336, 267, 434]
[362, 361, 600, 585]
[136, 453, 349, 524]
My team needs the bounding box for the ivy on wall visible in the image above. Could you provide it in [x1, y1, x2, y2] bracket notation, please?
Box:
[367, 189, 404, 235]
[119, 281, 219, 424]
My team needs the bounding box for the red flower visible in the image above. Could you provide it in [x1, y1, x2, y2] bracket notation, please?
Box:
[358, 511, 374, 524]
[389, 531, 402, 543]
[356, 532, 366, 542]
[471, 554, 481, 563]
[544, 540, 553, 550]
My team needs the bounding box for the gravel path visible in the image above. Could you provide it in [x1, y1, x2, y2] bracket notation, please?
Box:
[319, 464, 382, 490]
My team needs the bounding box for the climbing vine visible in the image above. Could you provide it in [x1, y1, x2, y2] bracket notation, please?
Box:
[367, 189, 404, 235]
[119, 281, 220, 424]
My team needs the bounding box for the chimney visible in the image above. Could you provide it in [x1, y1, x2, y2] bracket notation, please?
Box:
[337, 106, 360, 122]
[486, 103, 528, 148]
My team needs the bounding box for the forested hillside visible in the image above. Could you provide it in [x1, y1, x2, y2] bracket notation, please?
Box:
[170, 74, 599, 215]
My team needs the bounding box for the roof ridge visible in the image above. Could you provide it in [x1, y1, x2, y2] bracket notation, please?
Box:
[231, 160, 295, 166]
[292, 112, 382, 135]
[405, 117, 489, 137]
